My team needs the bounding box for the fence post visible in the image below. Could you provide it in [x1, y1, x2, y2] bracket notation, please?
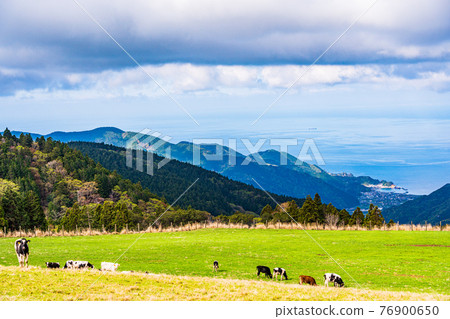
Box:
[115, 224, 117, 233]
[425, 221, 427, 231]
[397, 222, 399, 231]
[440, 221, 442, 231]
[369, 221, 372, 230]
[102, 224, 105, 233]
[89, 223, 91, 236]
[126, 224, 128, 233]
[383, 222, 386, 231]
[62, 225, 64, 236]
[138, 223, 140, 232]
[410, 221, 413, 231]
[3, 227, 5, 237]
[19, 226, 22, 237]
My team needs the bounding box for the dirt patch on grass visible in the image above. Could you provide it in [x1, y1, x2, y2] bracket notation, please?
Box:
[410, 245, 450, 247]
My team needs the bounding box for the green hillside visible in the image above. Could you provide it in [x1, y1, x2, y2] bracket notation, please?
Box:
[0, 129, 210, 231]
[383, 184, 450, 224]
[68, 141, 302, 215]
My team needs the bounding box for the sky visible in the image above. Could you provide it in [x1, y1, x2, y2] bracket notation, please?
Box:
[1, 0, 449, 194]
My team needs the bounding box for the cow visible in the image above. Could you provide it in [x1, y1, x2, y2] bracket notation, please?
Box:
[63, 260, 94, 269]
[101, 262, 120, 272]
[14, 238, 30, 267]
[299, 275, 317, 286]
[256, 265, 272, 279]
[273, 267, 288, 280]
[46, 262, 60, 269]
[213, 261, 219, 272]
[324, 273, 344, 287]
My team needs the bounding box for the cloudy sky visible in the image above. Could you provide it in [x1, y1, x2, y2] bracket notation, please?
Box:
[1, 0, 449, 193]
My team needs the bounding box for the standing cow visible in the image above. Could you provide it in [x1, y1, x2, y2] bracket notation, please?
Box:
[14, 238, 30, 267]
[299, 275, 317, 286]
[324, 273, 345, 287]
[213, 261, 219, 272]
[256, 265, 272, 278]
[273, 267, 288, 280]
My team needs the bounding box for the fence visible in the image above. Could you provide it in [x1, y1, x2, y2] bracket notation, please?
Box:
[0, 221, 448, 238]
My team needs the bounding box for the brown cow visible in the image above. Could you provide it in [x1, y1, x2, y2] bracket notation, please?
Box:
[299, 275, 317, 286]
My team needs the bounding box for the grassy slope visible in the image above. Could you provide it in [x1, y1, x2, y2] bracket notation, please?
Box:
[1, 266, 447, 301]
[0, 229, 449, 299]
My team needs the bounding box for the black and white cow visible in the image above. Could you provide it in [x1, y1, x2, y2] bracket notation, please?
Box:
[324, 273, 344, 287]
[63, 260, 94, 269]
[213, 261, 219, 272]
[273, 267, 288, 280]
[14, 238, 30, 267]
[256, 265, 272, 279]
[46, 262, 60, 269]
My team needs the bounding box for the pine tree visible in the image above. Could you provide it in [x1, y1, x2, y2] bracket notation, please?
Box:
[299, 195, 316, 223]
[350, 207, 364, 226]
[364, 203, 384, 227]
[339, 209, 351, 225]
[260, 204, 273, 223]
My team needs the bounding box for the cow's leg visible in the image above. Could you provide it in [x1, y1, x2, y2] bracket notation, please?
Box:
[281, 270, 285, 281]
[16, 254, 21, 267]
[324, 279, 329, 287]
[25, 254, 29, 268]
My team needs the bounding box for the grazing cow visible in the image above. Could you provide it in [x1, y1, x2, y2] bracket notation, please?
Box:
[299, 275, 317, 286]
[46, 262, 60, 269]
[14, 238, 30, 267]
[101, 262, 120, 272]
[324, 273, 344, 287]
[256, 265, 272, 279]
[273, 267, 288, 281]
[63, 260, 94, 269]
[213, 261, 219, 272]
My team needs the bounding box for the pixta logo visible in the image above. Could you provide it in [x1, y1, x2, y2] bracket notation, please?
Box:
[125, 129, 172, 176]
[126, 129, 325, 175]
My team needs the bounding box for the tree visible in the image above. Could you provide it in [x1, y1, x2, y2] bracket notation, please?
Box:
[113, 201, 131, 230]
[350, 207, 364, 226]
[286, 200, 300, 221]
[0, 204, 7, 228]
[260, 204, 273, 223]
[299, 195, 316, 223]
[22, 191, 47, 230]
[339, 209, 351, 226]
[3, 128, 12, 139]
[387, 219, 395, 228]
[364, 204, 385, 228]
[313, 193, 322, 206]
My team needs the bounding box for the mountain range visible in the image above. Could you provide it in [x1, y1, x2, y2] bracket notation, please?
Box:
[12, 127, 414, 209]
[382, 183, 450, 225]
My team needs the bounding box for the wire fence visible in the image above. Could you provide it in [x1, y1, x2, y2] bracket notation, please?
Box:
[1, 220, 448, 238]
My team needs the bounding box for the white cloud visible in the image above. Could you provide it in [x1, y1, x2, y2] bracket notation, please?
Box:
[10, 63, 450, 100]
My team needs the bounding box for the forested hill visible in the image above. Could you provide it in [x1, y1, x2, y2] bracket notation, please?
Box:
[1, 129, 209, 232]
[382, 184, 450, 224]
[68, 142, 303, 215]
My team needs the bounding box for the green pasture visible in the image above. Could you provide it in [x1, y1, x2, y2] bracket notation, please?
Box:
[0, 229, 449, 295]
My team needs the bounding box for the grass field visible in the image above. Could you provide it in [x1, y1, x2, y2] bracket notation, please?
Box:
[0, 229, 449, 300]
[1, 266, 448, 301]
